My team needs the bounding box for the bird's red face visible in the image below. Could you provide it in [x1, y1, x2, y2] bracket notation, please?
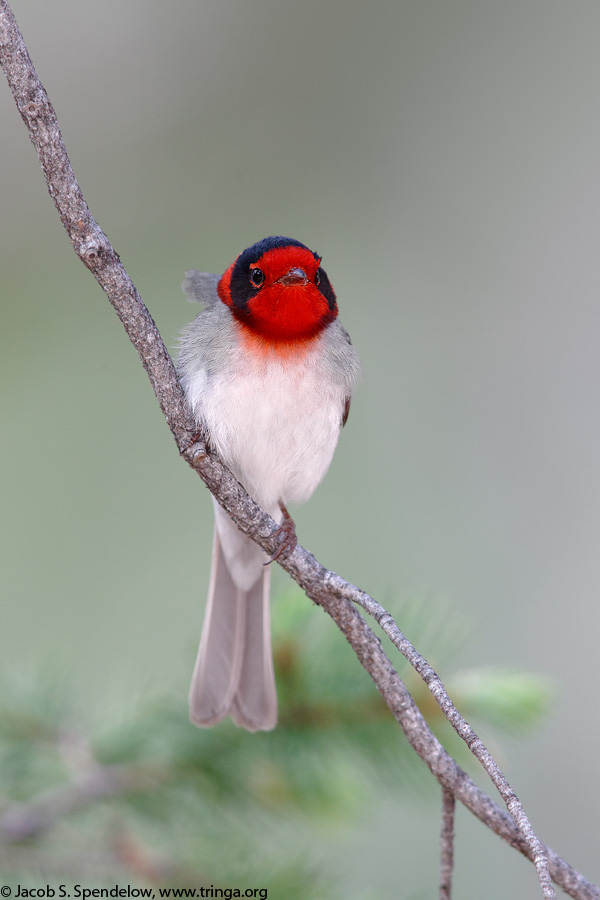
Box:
[218, 237, 338, 345]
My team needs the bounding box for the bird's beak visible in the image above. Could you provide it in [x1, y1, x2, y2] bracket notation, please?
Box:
[278, 267, 308, 286]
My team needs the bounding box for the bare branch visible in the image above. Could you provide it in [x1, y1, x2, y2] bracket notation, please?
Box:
[0, 3, 597, 898]
[340, 580, 557, 898]
[439, 788, 455, 900]
[0, 1, 190, 450]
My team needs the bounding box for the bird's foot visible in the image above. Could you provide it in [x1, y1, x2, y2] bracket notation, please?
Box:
[182, 428, 207, 457]
[265, 502, 297, 564]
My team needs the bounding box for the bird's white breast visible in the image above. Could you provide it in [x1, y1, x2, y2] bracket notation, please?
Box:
[189, 338, 346, 514]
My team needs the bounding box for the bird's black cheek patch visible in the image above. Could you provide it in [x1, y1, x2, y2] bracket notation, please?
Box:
[316, 267, 337, 312]
[228, 262, 259, 313]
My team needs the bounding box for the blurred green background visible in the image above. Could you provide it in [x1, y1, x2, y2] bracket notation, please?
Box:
[1, 0, 599, 895]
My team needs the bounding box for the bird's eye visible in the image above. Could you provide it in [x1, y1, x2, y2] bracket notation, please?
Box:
[250, 267, 265, 287]
[315, 269, 321, 286]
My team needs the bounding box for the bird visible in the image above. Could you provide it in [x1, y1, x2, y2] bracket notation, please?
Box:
[177, 236, 362, 731]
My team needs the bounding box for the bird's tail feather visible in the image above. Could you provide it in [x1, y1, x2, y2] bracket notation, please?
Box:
[189, 526, 277, 731]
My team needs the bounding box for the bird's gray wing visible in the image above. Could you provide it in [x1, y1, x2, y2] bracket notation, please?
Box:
[182, 270, 220, 307]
